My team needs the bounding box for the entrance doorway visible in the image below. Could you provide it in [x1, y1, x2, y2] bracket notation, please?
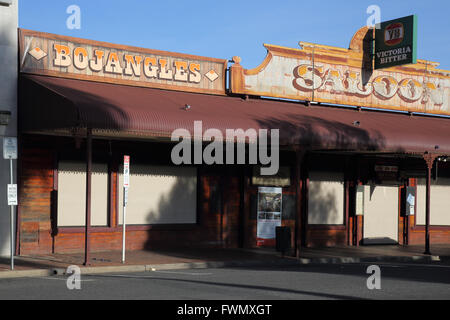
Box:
[363, 185, 399, 244]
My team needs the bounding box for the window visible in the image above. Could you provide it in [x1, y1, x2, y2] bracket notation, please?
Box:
[416, 178, 450, 226]
[118, 165, 197, 225]
[308, 171, 344, 225]
[57, 161, 109, 227]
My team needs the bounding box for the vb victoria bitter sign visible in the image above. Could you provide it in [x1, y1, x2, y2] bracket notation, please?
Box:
[374, 15, 418, 70]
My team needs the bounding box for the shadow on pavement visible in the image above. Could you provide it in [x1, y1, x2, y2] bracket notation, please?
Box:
[92, 273, 367, 300]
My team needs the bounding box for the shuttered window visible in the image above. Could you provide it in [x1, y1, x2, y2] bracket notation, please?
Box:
[118, 165, 197, 225]
[308, 171, 344, 225]
[416, 178, 450, 226]
[57, 161, 109, 227]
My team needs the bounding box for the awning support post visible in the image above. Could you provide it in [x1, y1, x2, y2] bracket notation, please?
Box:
[238, 166, 246, 249]
[294, 149, 304, 258]
[423, 153, 436, 255]
[84, 129, 92, 266]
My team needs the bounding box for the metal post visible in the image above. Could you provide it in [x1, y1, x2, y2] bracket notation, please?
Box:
[424, 164, 431, 255]
[344, 180, 350, 246]
[10, 158, 14, 270]
[122, 155, 130, 264]
[423, 153, 436, 255]
[302, 154, 309, 248]
[84, 130, 92, 266]
[122, 187, 127, 264]
[294, 150, 302, 258]
[238, 167, 246, 249]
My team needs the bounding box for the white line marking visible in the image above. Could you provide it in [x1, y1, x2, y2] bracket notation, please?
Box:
[89, 271, 213, 279]
[152, 271, 213, 276]
[90, 274, 155, 279]
[36, 277, 95, 282]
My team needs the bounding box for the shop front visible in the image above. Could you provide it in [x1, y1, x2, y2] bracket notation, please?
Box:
[16, 27, 450, 259]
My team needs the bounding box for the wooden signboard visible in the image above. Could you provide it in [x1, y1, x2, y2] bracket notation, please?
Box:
[230, 27, 450, 116]
[19, 29, 227, 95]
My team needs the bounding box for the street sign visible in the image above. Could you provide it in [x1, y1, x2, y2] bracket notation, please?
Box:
[124, 187, 129, 206]
[3, 137, 17, 159]
[355, 185, 364, 216]
[123, 155, 130, 188]
[375, 15, 417, 69]
[7, 184, 17, 206]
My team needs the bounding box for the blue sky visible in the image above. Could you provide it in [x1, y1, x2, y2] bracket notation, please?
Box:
[19, 0, 450, 70]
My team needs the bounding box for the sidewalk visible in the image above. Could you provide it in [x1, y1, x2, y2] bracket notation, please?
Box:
[1, 244, 449, 279]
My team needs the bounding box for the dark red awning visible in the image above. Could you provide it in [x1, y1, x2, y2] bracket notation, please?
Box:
[19, 74, 450, 154]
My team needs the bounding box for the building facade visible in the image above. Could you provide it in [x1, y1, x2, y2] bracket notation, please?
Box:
[6, 22, 450, 259]
[0, 0, 18, 257]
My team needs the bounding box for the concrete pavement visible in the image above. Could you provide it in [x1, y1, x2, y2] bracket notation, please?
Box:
[0, 245, 449, 279]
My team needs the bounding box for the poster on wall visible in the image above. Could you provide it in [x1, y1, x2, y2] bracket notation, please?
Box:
[257, 187, 282, 246]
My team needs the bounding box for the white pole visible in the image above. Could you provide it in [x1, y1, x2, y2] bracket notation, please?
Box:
[122, 187, 127, 264]
[121, 155, 130, 264]
[10, 158, 14, 270]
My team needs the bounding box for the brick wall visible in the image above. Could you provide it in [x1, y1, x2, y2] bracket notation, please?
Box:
[19, 147, 54, 255]
[18, 139, 243, 255]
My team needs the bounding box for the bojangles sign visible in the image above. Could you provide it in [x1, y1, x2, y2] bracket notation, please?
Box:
[19, 29, 227, 95]
[230, 27, 450, 116]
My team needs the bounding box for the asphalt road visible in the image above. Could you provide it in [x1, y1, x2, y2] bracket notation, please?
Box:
[0, 261, 449, 300]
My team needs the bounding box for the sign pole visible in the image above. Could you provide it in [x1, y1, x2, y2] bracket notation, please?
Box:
[122, 155, 130, 264]
[122, 187, 127, 264]
[3, 137, 18, 271]
[9, 158, 14, 270]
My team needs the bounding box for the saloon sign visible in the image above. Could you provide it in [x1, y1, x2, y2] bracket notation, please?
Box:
[290, 64, 443, 104]
[230, 27, 450, 116]
[19, 29, 227, 95]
